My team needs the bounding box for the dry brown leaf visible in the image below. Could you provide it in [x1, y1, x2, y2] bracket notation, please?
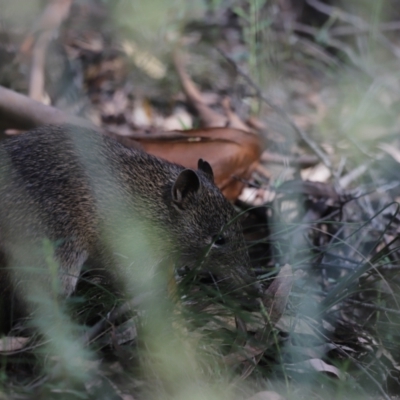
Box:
[127, 127, 262, 200]
[261, 264, 293, 326]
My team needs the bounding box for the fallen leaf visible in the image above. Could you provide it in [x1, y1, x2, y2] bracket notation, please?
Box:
[125, 127, 262, 200]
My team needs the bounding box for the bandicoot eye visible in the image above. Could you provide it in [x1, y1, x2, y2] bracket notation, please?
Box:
[212, 234, 226, 246]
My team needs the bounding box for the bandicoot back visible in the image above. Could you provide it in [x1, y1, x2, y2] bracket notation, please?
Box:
[0, 124, 254, 324]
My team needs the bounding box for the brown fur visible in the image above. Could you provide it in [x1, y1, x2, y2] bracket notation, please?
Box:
[0, 124, 253, 323]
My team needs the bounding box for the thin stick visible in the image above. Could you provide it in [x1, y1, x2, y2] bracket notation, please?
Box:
[217, 48, 332, 170]
[306, 0, 400, 59]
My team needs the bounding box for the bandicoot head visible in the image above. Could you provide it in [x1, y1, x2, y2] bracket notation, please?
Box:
[164, 159, 255, 295]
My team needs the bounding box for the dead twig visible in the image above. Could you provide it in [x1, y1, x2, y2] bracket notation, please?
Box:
[217, 48, 332, 170]
[173, 51, 227, 128]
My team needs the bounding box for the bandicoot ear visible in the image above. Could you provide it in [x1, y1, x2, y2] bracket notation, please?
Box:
[198, 159, 214, 182]
[172, 169, 201, 205]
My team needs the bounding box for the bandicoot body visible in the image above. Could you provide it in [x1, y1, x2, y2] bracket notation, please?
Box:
[0, 125, 253, 324]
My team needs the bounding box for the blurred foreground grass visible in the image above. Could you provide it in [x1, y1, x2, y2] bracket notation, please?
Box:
[1, 0, 400, 399]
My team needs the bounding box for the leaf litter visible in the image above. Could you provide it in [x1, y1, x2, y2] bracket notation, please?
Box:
[2, 0, 400, 399]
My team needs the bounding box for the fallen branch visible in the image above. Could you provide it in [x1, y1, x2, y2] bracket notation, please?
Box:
[0, 85, 94, 131]
[261, 151, 319, 168]
[20, 0, 73, 101]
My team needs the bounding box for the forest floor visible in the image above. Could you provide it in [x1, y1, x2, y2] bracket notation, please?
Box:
[1, 1, 400, 399]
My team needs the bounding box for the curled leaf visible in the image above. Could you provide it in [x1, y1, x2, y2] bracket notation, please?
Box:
[126, 127, 262, 200]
